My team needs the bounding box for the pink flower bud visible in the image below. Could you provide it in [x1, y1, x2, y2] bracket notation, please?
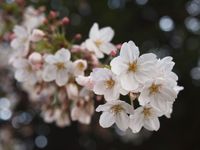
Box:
[74, 33, 82, 40]
[30, 29, 45, 42]
[61, 17, 70, 25]
[49, 11, 57, 19]
[110, 50, 117, 57]
[28, 52, 43, 69]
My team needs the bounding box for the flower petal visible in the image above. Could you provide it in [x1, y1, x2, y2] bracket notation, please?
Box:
[115, 112, 129, 131]
[99, 112, 115, 128]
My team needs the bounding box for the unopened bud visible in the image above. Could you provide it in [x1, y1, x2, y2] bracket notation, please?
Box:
[30, 29, 45, 42]
[110, 50, 117, 57]
[74, 33, 82, 40]
[49, 10, 57, 19]
[61, 17, 70, 25]
[28, 52, 43, 66]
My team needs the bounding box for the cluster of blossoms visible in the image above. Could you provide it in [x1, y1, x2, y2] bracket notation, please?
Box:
[9, 6, 183, 133]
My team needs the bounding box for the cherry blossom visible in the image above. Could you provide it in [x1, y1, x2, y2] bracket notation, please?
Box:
[110, 41, 157, 92]
[129, 105, 161, 133]
[85, 23, 116, 58]
[96, 100, 134, 131]
[42, 48, 72, 86]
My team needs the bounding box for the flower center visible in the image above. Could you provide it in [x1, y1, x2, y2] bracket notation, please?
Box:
[142, 107, 152, 117]
[105, 78, 115, 89]
[128, 62, 137, 72]
[111, 104, 124, 114]
[95, 40, 102, 47]
[149, 83, 161, 94]
[77, 62, 85, 70]
[55, 62, 65, 70]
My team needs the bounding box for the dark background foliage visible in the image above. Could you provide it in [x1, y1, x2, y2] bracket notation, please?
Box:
[1, 0, 200, 150]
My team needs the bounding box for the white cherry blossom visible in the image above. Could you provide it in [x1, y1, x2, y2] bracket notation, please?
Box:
[96, 100, 134, 131]
[23, 6, 45, 30]
[138, 78, 177, 112]
[72, 59, 87, 76]
[71, 88, 94, 124]
[85, 23, 116, 58]
[110, 41, 157, 92]
[129, 105, 161, 133]
[75, 75, 94, 90]
[13, 58, 38, 85]
[91, 68, 127, 101]
[11, 25, 31, 56]
[42, 48, 72, 86]
[155, 56, 178, 86]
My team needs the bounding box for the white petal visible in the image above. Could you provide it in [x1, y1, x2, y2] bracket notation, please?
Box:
[45, 55, 58, 64]
[15, 70, 29, 82]
[99, 27, 114, 42]
[120, 41, 139, 62]
[138, 89, 150, 106]
[55, 48, 71, 62]
[13, 25, 28, 38]
[144, 117, 160, 131]
[115, 112, 129, 131]
[121, 102, 134, 114]
[96, 103, 112, 112]
[13, 58, 28, 68]
[99, 112, 115, 128]
[110, 57, 128, 75]
[56, 69, 69, 86]
[138, 53, 157, 64]
[42, 65, 57, 82]
[99, 42, 116, 54]
[120, 73, 139, 91]
[85, 39, 104, 58]
[104, 88, 120, 101]
[89, 23, 99, 39]
[129, 113, 144, 133]
[93, 81, 106, 95]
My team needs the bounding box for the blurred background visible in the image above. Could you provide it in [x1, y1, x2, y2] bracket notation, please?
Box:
[0, 0, 200, 150]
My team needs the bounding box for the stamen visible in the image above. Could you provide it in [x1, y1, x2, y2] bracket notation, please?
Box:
[105, 78, 115, 89]
[142, 107, 152, 117]
[55, 62, 65, 70]
[128, 62, 137, 72]
[149, 83, 161, 94]
[95, 40, 102, 47]
[111, 104, 124, 114]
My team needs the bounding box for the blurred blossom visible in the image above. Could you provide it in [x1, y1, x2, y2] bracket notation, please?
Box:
[0, 97, 12, 120]
[159, 16, 175, 32]
[135, 0, 148, 6]
[190, 66, 200, 80]
[35, 135, 48, 148]
[6, 0, 15, 3]
[107, 0, 125, 9]
[184, 17, 200, 34]
[186, 0, 200, 16]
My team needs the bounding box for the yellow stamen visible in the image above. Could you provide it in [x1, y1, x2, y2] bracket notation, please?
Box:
[128, 62, 137, 72]
[105, 78, 115, 89]
[142, 107, 152, 117]
[95, 40, 102, 47]
[77, 62, 85, 70]
[149, 83, 161, 94]
[111, 104, 124, 114]
[55, 62, 65, 70]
